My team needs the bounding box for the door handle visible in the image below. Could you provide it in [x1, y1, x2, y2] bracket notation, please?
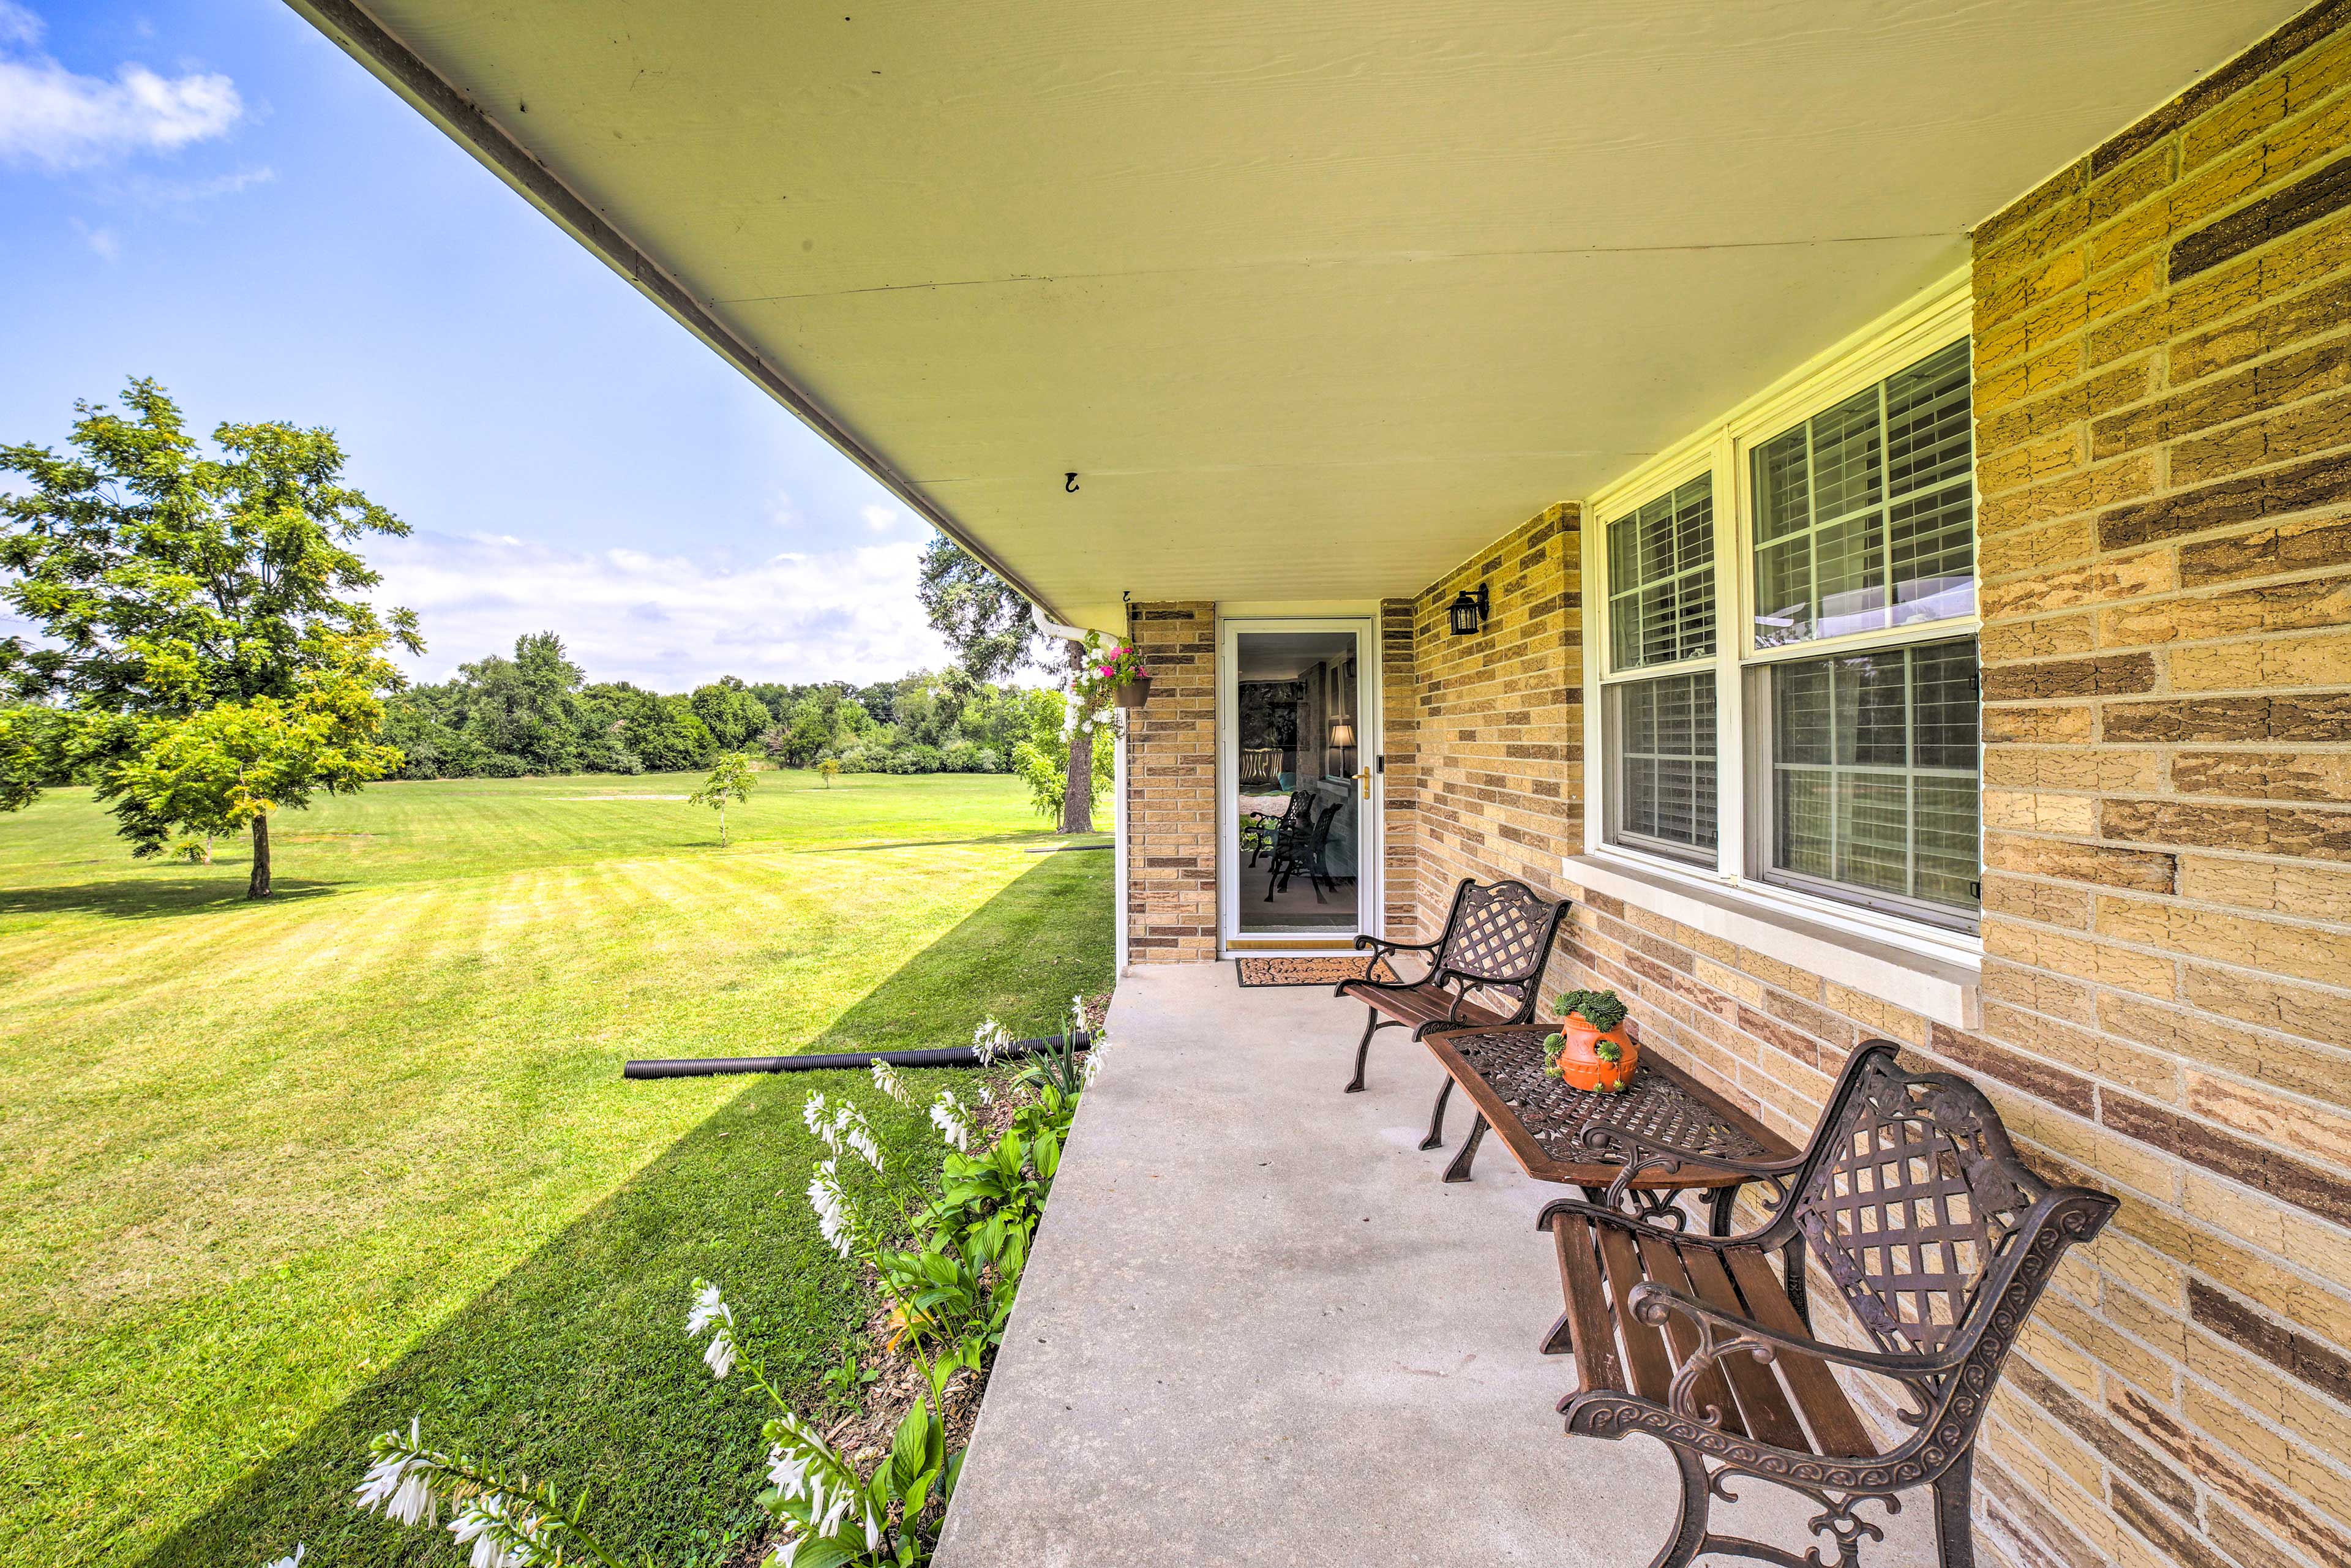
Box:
[1358, 767, 1371, 800]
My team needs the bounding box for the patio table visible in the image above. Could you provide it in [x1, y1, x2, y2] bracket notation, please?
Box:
[1417, 1024, 1794, 1235]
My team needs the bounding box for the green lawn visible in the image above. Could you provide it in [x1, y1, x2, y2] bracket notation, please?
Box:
[0, 771, 1112, 1567]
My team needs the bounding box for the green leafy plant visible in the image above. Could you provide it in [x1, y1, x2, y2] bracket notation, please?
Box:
[1553, 987, 1628, 1033]
[689, 751, 757, 844]
[816, 757, 842, 787]
[819, 1340, 882, 1412]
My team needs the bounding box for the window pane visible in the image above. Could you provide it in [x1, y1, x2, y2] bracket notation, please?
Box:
[1606, 474, 1714, 670]
[1750, 343, 1974, 647]
[1611, 671, 1717, 856]
[1768, 639, 1979, 918]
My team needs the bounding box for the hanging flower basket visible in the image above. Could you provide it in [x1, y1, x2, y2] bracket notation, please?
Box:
[1073, 632, 1153, 712]
[1112, 673, 1153, 708]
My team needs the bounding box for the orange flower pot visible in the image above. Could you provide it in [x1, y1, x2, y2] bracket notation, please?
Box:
[1551, 1013, 1638, 1092]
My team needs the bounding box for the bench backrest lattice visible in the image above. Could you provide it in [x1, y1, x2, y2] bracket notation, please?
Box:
[1431, 878, 1564, 1005]
[1791, 1059, 2045, 1357]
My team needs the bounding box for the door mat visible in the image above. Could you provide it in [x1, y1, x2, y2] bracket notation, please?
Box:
[1233, 953, 1400, 988]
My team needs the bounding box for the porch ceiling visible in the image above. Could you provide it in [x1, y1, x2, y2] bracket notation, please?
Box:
[300, 0, 2298, 625]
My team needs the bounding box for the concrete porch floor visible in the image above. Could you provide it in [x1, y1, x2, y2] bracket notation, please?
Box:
[936, 963, 1940, 1567]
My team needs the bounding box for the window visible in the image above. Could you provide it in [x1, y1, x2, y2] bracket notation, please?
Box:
[1763, 639, 1979, 925]
[1586, 292, 1981, 937]
[1599, 473, 1717, 862]
[1752, 340, 1973, 646]
[1608, 474, 1715, 668]
[1607, 671, 1716, 859]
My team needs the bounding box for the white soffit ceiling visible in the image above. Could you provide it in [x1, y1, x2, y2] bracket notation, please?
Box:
[306, 0, 2301, 624]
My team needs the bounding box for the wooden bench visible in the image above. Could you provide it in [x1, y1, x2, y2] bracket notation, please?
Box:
[1334, 877, 1568, 1093]
[1540, 1041, 2118, 1568]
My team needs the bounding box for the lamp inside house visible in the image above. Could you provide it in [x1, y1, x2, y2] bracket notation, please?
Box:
[1330, 721, 1355, 749]
[1449, 585, 1490, 636]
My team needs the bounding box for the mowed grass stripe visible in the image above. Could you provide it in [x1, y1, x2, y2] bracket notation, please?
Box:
[0, 773, 1110, 1566]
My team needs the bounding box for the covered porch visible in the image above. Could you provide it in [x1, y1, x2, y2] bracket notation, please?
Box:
[937, 964, 1941, 1567]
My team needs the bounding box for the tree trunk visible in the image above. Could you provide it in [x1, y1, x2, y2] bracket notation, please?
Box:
[718, 805, 728, 846]
[247, 812, 272, 899]
[1061, 725, 1095, 835]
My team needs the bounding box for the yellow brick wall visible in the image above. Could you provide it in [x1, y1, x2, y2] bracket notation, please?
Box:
[1400, 504, 1583, 940]
[1124, 602, 1217, 962]
[1955, 5, 2351, 1564]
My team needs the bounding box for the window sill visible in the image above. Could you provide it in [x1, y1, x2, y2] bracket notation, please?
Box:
[1561, 852, 1981, 1031]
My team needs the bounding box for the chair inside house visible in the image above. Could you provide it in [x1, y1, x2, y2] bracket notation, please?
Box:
[1542, 1041, 2120, 1568]
[1334, 876, 1569, 1092]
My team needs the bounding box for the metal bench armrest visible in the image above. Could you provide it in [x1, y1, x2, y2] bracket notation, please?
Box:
[1626, 1280, 1968, 1384]
[1354, 932, 1438, 957]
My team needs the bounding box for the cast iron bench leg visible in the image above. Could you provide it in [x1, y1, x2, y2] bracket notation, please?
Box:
[1420, 1077, 1453, 1149]
[1441, 1112, 1488, 1182]
[1344, 1010, 1385, 1093]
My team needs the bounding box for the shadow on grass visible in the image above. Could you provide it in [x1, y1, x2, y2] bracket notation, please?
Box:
[0, 877, 342, 920]
[137, 851, 1112, 1568]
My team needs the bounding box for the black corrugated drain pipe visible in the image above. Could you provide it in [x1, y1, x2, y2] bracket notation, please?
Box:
[623, 1032, 1090, 1080]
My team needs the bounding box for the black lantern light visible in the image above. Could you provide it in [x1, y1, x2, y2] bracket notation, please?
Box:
[1449, 584, 1490, 637]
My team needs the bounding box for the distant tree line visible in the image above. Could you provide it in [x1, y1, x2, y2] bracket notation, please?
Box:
[382, 631, 1074, 782]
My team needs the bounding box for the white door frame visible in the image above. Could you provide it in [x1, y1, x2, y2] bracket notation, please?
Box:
[1217, 615, 1382, 955]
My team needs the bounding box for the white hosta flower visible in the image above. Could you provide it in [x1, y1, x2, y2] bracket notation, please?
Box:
[971, 1016, 1010, 1066]
[975, 1080, 995, 1108]
[353, 1418, 440, 1526]
[807, 1159, 854, 1258]
[830, 1101, 883, 1172]
[263, 1547, 306, 1568]
[1069, 993, 1089, 1041]
[766, 1442, 811, 1500]
[869, 1058, 913, 1106]
[801, 1091, 839, 1153]
[449, 1492, 544, 1568]
[703, 1324, 738, 1379]
[928, 1089, 970, 1151]
[686, 1279, 732, 1338]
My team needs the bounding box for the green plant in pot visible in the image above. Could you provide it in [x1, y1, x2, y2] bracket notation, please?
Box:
[1543, 987, 1637, 1092]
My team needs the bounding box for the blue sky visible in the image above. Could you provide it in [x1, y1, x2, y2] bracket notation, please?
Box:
[0, 0, 951, 689]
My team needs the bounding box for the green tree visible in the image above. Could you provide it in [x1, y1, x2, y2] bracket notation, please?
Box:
[816, 757, 841, 788]
[457, 631, 586, 773]
[918, 533, 1098, 832]
[691, 751, 757, 844]
[0, 379, 421, 898]
[689, 677, 771, 751]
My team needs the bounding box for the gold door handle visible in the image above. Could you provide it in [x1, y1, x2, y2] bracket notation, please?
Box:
[1358, 767, 1371, 800]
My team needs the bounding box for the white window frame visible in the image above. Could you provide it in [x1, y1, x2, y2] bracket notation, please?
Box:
[1579, 274, 1981, 967]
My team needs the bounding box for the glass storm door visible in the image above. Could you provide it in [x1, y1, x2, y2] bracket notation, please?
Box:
[1219, 619, 1380, 951]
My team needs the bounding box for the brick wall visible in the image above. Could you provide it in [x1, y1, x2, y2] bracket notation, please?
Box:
[1955, 6, 2351, 1565]
[1125, 602, 1217, 963]
[1401, 503, 1583, 939]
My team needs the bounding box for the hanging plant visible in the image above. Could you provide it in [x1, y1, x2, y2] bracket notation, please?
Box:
[1067, 629, 1153, 719]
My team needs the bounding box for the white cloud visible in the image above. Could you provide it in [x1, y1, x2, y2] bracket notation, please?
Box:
[373, 530, 953, 689]
[118, 163, 274, 204]
[0, 11, 243, 172]
[860, 503, 900, 533]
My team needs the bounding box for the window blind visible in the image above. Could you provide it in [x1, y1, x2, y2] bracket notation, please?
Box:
[1608, 473, 1714, 669]
[1768, 639, 1979, 916]
[1751, 341, 1974, 648]
[1611, 671, 1717, 856]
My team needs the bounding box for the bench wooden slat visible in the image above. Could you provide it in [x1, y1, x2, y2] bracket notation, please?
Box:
[1677, 1244, 1810, 1453]
[1594, 1220, 1674, 1406]
[1553, 1217, 1624, 1396]
[1633, 1232, 1748, 1438]
[1722, 1245, 1877, 1460]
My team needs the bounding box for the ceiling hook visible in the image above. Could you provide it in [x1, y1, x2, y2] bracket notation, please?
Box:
[1065, 472, 1079, 493]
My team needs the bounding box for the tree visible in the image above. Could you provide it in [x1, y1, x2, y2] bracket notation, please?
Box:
[816, 757, 841, 788]
[691, 677, 771, 752]
[0, 380, 421, 898]
[691, 751, 757, 845]
[917, 533, 1098, 833]
[457, 631, 586, 773]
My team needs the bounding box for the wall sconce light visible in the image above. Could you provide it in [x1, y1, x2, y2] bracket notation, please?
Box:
[1449, 584, 1490, 636]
